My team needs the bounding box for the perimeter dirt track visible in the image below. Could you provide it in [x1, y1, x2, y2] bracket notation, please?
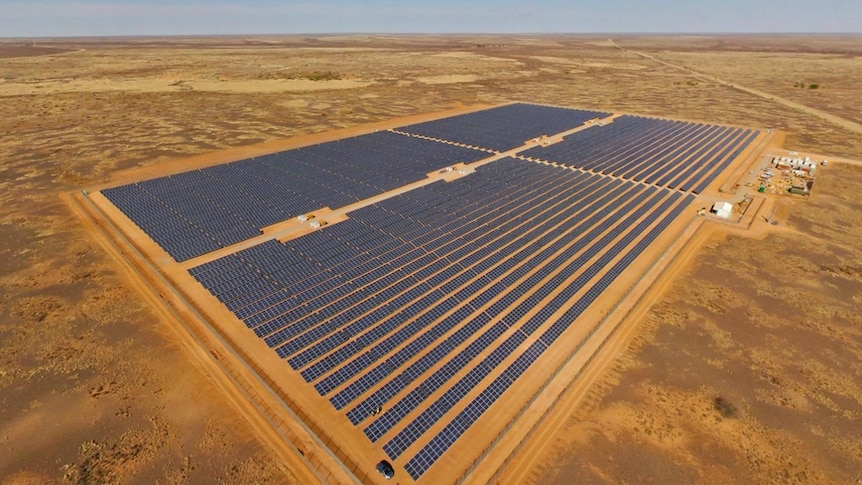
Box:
[2, 35, 861, 484]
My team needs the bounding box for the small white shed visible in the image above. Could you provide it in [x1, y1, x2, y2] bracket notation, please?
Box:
[711, 201, 733, 218]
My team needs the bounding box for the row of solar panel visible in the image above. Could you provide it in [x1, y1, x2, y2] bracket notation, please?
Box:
[195, 159, 600, 378]
[102, 102, 745, 482]
[522, 116, 723, 191]
[521, 115, 760, 194]
[103, 130, 488, 261]
[103, 184, 256, 261]
[532, 116, 699, 177]
[344, 181, 656, 428]
[398, 103, 610, 152]
[194, 160, 636, 438]
[192, 159, 541, 291]
[690, 130, 760, 194]
[191, 160, 564, 341]
[402, 339, 545, 479]
[189, 158, 541, 289]
[375, 188, 675, 460]
[191, 158, 625, 417]
[186, 156, 696, 480]
[401, 192, 696, 480]
[274, 164, 604, 380]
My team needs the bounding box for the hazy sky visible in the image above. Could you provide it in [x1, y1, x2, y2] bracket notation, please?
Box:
[2, 0, 860, 37]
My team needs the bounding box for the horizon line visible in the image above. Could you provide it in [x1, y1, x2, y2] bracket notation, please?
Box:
[3, 31, 862, 41]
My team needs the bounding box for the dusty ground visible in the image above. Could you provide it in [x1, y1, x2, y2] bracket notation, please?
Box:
[527, 163, 862, 485]
[1, 35, 861, 483]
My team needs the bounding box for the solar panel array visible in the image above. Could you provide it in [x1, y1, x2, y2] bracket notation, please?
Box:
[103, 131, 488, 262]
[99, 103, 760, 482]
[397, 103, 610, 152]
[520, 115, 760, 194]
[189, 158, 694, 480]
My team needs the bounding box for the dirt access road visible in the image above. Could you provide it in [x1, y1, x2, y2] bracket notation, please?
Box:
[609, 39, 862, 138]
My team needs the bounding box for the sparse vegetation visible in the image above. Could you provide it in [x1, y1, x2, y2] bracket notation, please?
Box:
[794, 81, 820, 89]
[256, 70, 343, 81]
[714, 395, 739, 418]
[294, 70, 342, 81]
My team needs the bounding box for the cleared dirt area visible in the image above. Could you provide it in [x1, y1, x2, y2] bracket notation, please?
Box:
[523, 162, 862, 485]
[2, 35, 861, 484]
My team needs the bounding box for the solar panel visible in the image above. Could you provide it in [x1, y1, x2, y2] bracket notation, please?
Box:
[397, 103, 610, 152]
[104, 131, 488, 261]
[99, 102, 754, 482]
[519, 115, 757, 194]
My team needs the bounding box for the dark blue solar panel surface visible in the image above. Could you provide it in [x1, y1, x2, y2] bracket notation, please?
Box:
[403, 192, 696, 480]
[397, 103, 610, 152]
[185, 155, 695, 480]
[521, 115, 760, 194]
[103, 131, 487, 261]
[98, 103, 758, 481]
